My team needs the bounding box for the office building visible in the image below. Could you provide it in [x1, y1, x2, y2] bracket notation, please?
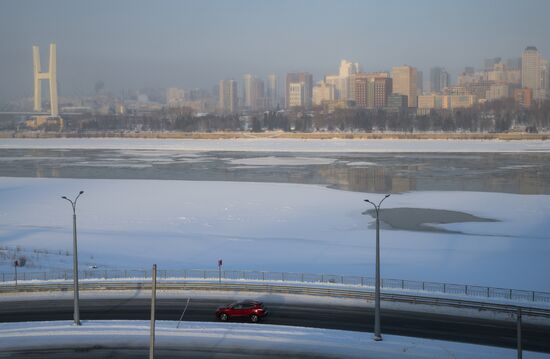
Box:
[219, 79, 238, 113]
[392, 65, 418, 107]
[522, 46, 547, 101]
[324, 60, 361, 101]
[386, 94, 408, 111]
[288, 82, 305, 108]
[243, 74, 265, 111]
[166, 87, 185, 107]
[418, 95, 443, 110]
[266, 74, 279, 109]
[417, 70, 424, 94]
[418, 94, 474, 110]
[430, 67, 450, 93]
[355, 73, 392, 109]
[486, 84, 511, 101]
[312, 81, 336, 106]
[514, 87, 533, 108]
[286, 72, 313, 109]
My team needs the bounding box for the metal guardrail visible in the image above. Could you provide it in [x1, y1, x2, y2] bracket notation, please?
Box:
[1, 268, 550, 304]
[2, 280, 550, 319]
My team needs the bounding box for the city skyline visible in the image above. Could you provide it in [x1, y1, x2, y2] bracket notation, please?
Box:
[1, 0, 550, 102]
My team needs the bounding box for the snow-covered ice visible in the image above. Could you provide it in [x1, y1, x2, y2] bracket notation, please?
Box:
[1, 177, 549, 291]
[1, 137, 550, 152]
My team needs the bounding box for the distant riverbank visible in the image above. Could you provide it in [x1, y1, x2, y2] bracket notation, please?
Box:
[1, 130, 549, 141]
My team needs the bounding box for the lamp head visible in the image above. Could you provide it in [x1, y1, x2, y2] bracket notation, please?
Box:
[364, 199, 371, 203]
[79, 191, 84, 195]
[61, 196, 67, 199]
[385, 194, 391, 198]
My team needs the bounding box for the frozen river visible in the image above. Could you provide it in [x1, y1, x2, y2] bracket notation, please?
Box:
[0, 147, 549, 194]
[1, 138, 549, 291]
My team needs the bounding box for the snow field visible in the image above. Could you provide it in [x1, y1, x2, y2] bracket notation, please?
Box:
[1, 177, 550, 291]
[0, 320, 547, 359]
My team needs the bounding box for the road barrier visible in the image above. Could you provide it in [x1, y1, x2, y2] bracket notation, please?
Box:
[1, 268, 550, 305]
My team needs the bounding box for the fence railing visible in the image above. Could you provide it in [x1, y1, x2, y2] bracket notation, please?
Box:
[1, 268, 549, 304]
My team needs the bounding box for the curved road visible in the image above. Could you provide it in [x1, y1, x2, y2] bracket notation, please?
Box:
[0, 298, 548, 355]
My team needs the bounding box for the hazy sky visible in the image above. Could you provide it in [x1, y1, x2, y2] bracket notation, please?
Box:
[1, 0, 550, 102]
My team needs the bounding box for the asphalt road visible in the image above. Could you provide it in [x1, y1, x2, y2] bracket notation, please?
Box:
[0, 348, 336, 359]
[0, 298, 548, 354]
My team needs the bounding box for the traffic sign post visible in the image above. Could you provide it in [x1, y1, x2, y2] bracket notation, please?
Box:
[218, 259, 223, 284]
[14, 260, 19, 288]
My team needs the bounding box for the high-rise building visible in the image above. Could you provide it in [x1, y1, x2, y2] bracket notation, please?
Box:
[486, 84, 511, 101]
[430, 67, 450, 93]
[312, 81, 336, 106]
[542, 59, 549, 100]
[354, 73, 369, 108]
[370, 77, 392, 109]
[166, 87, 185, 107]
[219, 79, 238, 113]
[324, 75, 346, 100]
[418, 94, 475, 110]
[417, 70, 424, 94]
[339, 59, 361, 77]
[286, 72, 313, 109]
[243, 74, 265, 111]
[266, 74, 279, 109]
[514, 87, 533, 108]
[386, 94, 408, 111]
[392, 65, 418, 107]
[288, 82, 305, 108]
[522, 46, 547, 101]
[355, 73, 392, 109]
[324, 60, 361, 101]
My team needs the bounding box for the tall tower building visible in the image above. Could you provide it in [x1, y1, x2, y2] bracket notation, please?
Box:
[522, 46, 547, 101]
[325, 60, 362, 101]
[312, 81, 336, 106]
[219, 79, 238, 114]
[166, 87, 185, 107]
[288, 82, 305, 108]
[339, 59, 361, 77]
[266, 74, 279, 109]
[430, 67, 450, 93]
[392, 65, 418, 107]
[522, 47, 540, 96]
[243, 74, 265, 111]
[33, 43, 59, 117]
[370, 77, 393, 109]
[355, 73, 392, 109]
[417, 70, 424, 95]
[285, 72, 313, 109]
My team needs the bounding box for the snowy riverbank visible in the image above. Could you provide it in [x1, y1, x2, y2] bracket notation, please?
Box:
[1, 177, 549, 291]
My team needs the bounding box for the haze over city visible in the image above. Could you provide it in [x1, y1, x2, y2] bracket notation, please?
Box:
[2, 1, 550, 357]
[1, 0, 550, 102]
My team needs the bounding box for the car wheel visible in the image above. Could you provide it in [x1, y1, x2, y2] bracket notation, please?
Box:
[250, 314, 259, 323]
[220, 313, 228, 321]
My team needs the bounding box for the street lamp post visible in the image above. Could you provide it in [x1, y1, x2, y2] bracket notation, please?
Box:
[364, 194, 390, 341]
[62, 190, 84, 326]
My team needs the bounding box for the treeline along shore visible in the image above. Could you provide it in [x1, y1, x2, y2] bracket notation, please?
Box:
[1, 131, 549, 141]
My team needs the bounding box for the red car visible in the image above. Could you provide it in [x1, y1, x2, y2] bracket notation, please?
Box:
[215, 300, 268, 323]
